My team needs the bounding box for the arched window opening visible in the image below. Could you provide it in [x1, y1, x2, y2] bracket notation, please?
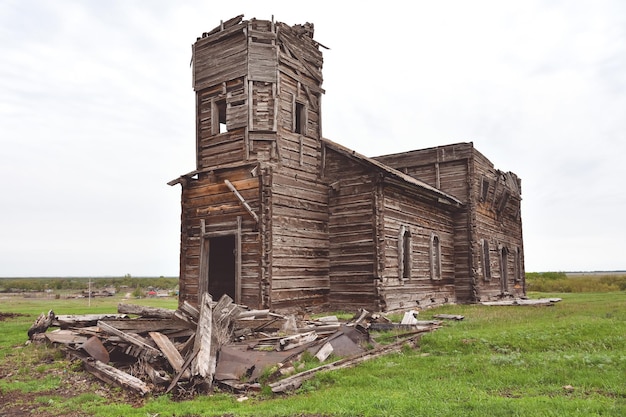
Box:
[500, 246, 509, 293]
[514, 247, 522, 282]
[399, 226, 412, 280]
[481, 239, 491, 281]
[430, 234, 442, 280]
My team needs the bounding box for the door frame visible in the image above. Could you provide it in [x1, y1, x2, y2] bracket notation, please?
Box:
[198, 216, 242, 303]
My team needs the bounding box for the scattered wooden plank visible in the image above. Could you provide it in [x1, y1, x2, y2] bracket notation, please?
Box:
[369, 323, 440, 332]
[45, 329, 89, 345]
[99, 318, 184, 333]
[433, 314, 465, 320]
[269, 333, 422, 393]
[97, 321, 162, 361]
[481, 298, 562, 306]
[54, 313, 127, 328]
[191, 293, 214, 379]
[180, 301, 200, 320]
[166, 345, 200, 394]
[314, 342, 333, 362]
[82, 358, 151, 396]
[236, 309, 270, 319]
[28, 310, 55, 339]
[278, 331, 317, 351]
[117, 303, 176, 319]
[400, 310, 419, 325]
[149, 331, 189, 379]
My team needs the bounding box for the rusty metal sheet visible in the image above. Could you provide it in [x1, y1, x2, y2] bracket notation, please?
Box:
[82, 336, 110, 363]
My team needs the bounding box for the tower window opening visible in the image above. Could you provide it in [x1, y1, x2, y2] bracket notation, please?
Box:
[295, 101, 306, 134]
[214, 99, 227, 134]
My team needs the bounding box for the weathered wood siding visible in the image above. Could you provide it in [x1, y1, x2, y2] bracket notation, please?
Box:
[270, 171, 329, 311]
[266, 20, 328, 312]
[373, 144, 473, 303]
[374, 143, 524, 302]
[178, 165, 261, 308]
[323, 148, 379, 312]
[378, 185, 457, 311]
[471, 150, 525, 301]
[175, 16, 525, 313]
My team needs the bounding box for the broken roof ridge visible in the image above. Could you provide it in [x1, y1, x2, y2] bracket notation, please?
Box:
[321, 137, 463, 207]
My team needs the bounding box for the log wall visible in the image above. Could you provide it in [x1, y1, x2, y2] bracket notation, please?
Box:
[378, 185, 457, 311]
[471, 151, 525, 301]
[324, 149, 379, 312]
[373, 142, 525, 303]
[178, 165, 261, 308]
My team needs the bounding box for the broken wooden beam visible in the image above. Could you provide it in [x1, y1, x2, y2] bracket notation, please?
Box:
[433, 314, 465, 320]
[278, 331, 317, 351]
[269, 333, 422, 393]
[481, 298, 562, 306]
[45, 329, 89, 346]
[28, 310, 55, 339]
[53, 313, 127, 328]
[191, 293, 214, 380]
[149, 331, 189, 380]
[97, 321, 162, 361]
[81, 357, 151, 396]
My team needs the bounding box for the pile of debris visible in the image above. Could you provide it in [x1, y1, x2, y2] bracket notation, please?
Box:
[28, 294, 445, 397]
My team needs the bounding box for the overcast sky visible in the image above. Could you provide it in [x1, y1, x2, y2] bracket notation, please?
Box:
[1, 0, 625, 277]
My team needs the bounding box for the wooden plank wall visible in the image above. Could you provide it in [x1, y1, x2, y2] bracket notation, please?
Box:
[196, 78, 247, 169]
[378, 185, 457, 311]
[193, 25, 247, 92]
[324, 149, 379, 312]
[471, 150, 525, 301]
[179, 166, 261, 308]
[261, 22, 329, 312]
[270, 172, 329, 311]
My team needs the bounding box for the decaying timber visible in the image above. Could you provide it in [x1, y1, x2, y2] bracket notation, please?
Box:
[30, 297, 442, 397]
[481, 298, 562, 306]
[27, 309, 55, 339]
[170, 15, 526, 314]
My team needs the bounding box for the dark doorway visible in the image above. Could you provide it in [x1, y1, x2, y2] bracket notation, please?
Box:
[207, 235, 236, 301]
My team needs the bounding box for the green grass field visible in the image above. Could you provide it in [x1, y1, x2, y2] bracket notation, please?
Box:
[1, 291, 624, 416]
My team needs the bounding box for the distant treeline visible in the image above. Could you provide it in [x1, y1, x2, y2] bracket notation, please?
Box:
[526, 272, 626, 292]
[0, 276, 178, 292]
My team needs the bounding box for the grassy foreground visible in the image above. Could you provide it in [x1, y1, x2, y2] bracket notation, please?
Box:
[0, 292, 624, 416]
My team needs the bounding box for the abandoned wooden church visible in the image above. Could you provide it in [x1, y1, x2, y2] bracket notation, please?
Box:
[168, 15, 525, 313]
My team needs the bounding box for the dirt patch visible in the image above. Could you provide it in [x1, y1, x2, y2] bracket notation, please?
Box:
[0, 311, 27, 321]
[0, 357, 146, 417]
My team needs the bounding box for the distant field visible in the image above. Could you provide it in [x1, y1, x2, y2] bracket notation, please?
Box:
[526, 271, 626, 292]
[0, 276, 179, 299]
